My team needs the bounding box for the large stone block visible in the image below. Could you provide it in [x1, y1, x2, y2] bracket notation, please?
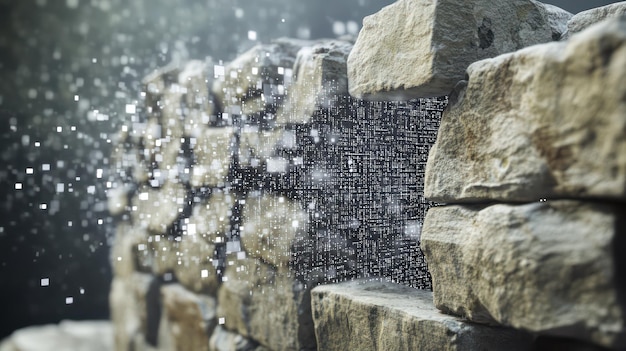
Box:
[157, 284, 217, 351]
[421, 200, 626, 348]
[566, 2, 626, 37]
[217, 258, 317, 351]
[311, 279, 534, 351]
[425, 17, 626, 203]
[278, 40, 352, 124]
[348, 0, 571, 99]
[240, 193, 309, 269]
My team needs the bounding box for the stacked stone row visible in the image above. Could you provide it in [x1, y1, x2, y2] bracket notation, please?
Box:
[311, 1, 626, 350]
[108, 33, 446, 350]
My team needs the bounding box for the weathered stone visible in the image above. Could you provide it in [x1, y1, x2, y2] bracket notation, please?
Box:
[208, 326, 268, 351]
[172, 235, 220, 295]
[110, 274, 155, 351]
[425, 17, 626, 203]
[566, 2, 626, 37]
[277, 40, 352, 124]
[347, 0, 572, 99]
[190, 127, 235, 188]
[217, 258, 317, 351]
[132, 182, 187, 233]
[187, 188, 235, 243]
[157, 284, 217, 351]
[421, 200, 626, 348]
[178, 59, 218, 132]
[311, 279, 534, 351]
[212, 38, 307, 113]
[0, 321, 113, 351]
[241, 193, 309, 269]
[110, 223, 152, 277]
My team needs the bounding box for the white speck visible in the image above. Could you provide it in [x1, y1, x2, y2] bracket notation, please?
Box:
[40, 278, 49, 286]
[15, 183, 22, 190]
[117, 257, 122, 261]
[248, 31, 257, 41]
[34, 142, 40, 147]
[28, 89, 37, 99]
[92, 58, 97, 63]
[267, 157, 288, 173]
[74, 95, 79, 101]
[40, 204, 47, 210]
[96, 169, 103, 178]
[214, 65, 224, 77]
[97, 219, 103, 225]
[234, 8, 244, 18]
[292, 220, 299, 228]
[281, 18, 285, 22]
[87, 185, 96, 194]
[26, 168, 34, 174]
[42, 164, 50, 171]
[187, 223, 196, 235]
[56, 183, 65, 193]
[218, 317, 225, 325]
[138, 192, 149, 201]
[80, 288, 85, 295]
[125, 104, 136, 114]
[333, 21, 346, 36]
[68, 221, 73, 227]
[65, 297, 73, 304]
[201, 269, 209, 278]
[278, 67, 284, 75]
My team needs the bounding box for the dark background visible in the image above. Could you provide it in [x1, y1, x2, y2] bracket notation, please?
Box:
[0, 0, 620, 339]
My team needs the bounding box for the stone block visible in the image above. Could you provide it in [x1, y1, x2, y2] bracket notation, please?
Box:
[278, 40, 352, 124]
[187, 188, 235, 243]
[217, 258, 317, 351]
[208, 326, 268, 351]
[347, 0, 571, 99]
[212, 38, 307, 114]
[190, 127, 235, 188]
[132, 182, 187, 233]
[110, 274, 155, 351]
[311, 279, 534, 351]
[425, 17, 626, 203]
[421, 200, 626, 348]
[157, 284, 217, 351]
[110, 223, 152, 278]
[240, 193, 309, 269]
[566, 2, 626, 37]
[172, 235, 220, 295]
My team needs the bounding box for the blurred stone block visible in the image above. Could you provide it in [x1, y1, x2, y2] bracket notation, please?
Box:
[110, 274, 155, 351]
[277, 40, 352, 124]
[240, 193, 309, 269]
[110, 222, 152, 278]
[566, 2, 626, 37]
[421, 200, 626, 348]
[348, 0, 571, 99]
[190, 127, 235, 188]
[311, 279, 534, 351]
[217, 258, 317, 351]
[131, 182, 187, 233]
[208, 326, 269, 351]
[157, 284, 217, 351]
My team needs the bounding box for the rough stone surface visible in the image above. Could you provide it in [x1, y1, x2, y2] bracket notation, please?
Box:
[421, 200, 626, 348]
[567, 2, 626, 37]
[191, 127, 235, 187]
[217, 258, 317, 351]
[278, 40, 352, 124]
[241, 193, 309, 268]
[132, 182, 187, 233]
[212, 38, 308, 116]
[157, 284, 217, 351]
[208, 326, 268, 351]
[348, 0, 572, 99]
[172, 235, 220, 295]
[311, 279, 534, 351]
[0, 321, 113, 351]
[425, 17, 626, 203]
[109, 274, 156, 351]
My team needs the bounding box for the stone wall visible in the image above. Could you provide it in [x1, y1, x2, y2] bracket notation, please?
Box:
[108, 1, 626, 351]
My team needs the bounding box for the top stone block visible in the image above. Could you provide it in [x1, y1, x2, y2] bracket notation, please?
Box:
[347, 0, 571, 99]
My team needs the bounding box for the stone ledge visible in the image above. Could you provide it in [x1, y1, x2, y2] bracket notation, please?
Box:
[311, 279, 534, 351]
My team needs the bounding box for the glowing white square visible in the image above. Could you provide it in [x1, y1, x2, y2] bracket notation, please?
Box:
[41, 278, 49, 286]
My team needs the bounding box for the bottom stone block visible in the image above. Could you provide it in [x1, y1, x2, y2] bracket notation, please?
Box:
[311, 279, 533, 351]
[422, 200, 626, 349]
